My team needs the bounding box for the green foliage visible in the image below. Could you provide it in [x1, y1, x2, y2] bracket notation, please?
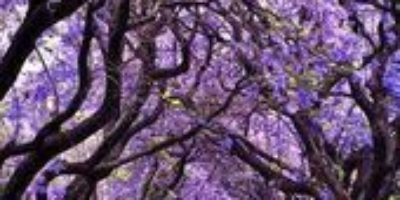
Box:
[111, 167, 132, 181]
[162, 90, 184, 108]
[389, 195, 400, 200]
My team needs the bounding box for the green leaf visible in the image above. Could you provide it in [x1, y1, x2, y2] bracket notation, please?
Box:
[112, 168, 131, 181]
[337, 166, 344, 181]
[389, 195, 400, 200]
[162, 89, 184, 107]
[166, 98, 183, 107]
[0, 102, 8, 116]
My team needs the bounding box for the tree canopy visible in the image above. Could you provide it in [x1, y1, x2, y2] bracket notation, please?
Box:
[0, 0, 400, 199]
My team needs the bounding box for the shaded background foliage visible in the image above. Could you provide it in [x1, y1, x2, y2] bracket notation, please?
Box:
[0, 0, 400, 199]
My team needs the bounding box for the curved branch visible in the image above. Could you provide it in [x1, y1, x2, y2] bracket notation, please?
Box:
[0, 0, 128, 198]
[0, 0, 88, 100]
[0, 0, 96, 165]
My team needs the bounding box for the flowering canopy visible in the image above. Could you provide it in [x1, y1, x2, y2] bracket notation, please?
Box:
[0, 0, 399, 199]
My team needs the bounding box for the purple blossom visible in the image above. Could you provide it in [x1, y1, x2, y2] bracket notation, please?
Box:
[0, 1, 398, 199]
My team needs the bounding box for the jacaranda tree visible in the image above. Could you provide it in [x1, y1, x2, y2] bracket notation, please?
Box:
[0, 0, 399, 199]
